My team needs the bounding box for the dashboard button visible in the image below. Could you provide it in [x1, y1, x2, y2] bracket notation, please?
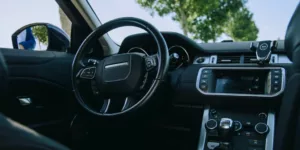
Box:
[273, 80, 280, 85]
[248, 139, 264, 146]
[273, 86, 280, 92]
[201, 79, 208, 84]
[202, 69, 211, 74]
[272, 69, 281, 74]
[274, 75, 280, 79]
[201, 74, 209, 79]
[200, 84, 208, 91]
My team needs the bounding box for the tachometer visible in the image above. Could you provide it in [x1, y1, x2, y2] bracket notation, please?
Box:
[169, 45, 190, 70]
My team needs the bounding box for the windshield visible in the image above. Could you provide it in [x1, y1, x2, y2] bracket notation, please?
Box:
[88, 0, 298, 44]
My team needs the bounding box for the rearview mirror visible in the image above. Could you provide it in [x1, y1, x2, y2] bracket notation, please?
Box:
[12, 23, 70, 52]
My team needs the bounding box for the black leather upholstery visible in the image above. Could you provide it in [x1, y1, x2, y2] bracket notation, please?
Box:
[275, 2, 300, 150]
[285, 3, 300, 68]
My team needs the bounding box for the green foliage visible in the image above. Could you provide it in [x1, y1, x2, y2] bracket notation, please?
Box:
[32, 25, 48, 45]
[136, 0, 258, 42]
[225, 7, 259, 41]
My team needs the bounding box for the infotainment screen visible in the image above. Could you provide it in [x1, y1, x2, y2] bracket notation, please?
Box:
[214, 70, 269, 94]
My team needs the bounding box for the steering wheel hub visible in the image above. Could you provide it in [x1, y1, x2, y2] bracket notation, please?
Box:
[95, 53, 146, 95]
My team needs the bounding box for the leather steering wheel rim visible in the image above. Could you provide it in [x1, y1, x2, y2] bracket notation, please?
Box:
[72, 17, 169, 117]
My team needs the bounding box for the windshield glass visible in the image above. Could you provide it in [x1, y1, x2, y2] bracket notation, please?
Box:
[88, 0, 298, 44]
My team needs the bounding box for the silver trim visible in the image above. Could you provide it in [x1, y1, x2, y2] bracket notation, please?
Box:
[104, 62, 129, 69]
[269, 54, 278, 64]
[128, 47, 149, 56]
[196, 67, 286, 97]
[18, 97, 32, 106]
[210, 55, 217, 64]
[169, 45, 190, 69]
[220, 118, 233, 129]
[256, 49, 272, 62]
[234, 121, 242, 131]
[100, 99, 111, 113]
[197, 106, 209, 150]
[255, 122, 269, 134]
[205, 119, 218, 130]
[266, 111, 275, 150]
[80, 67, 96, 79]
[258, 112, 268, 119]
[70, 114, 78, 129]
[121, 97, 129, 111]
[169, 45, 190, 62]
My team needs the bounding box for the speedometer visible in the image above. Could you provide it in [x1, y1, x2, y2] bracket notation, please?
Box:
[169, 45, 190, 70]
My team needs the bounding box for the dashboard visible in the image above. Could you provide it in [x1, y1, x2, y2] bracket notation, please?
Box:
[118, 32, 292, 103]
[117, 32, 293, 150]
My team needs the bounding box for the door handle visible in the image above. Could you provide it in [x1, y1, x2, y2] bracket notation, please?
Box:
[17, 97, 32, 106]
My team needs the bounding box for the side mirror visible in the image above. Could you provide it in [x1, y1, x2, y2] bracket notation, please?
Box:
[12, 23, 70, 52]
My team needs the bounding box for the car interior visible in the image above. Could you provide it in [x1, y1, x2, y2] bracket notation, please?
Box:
[1, 0, 300, 150]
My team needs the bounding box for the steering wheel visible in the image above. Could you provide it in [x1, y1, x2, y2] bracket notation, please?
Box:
[72, 17, 169, 116]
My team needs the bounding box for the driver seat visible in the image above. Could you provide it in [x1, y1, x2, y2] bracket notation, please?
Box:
[274, 2, 300, 150]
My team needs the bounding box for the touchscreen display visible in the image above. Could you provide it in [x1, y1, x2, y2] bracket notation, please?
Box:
[214, 70, 267, 94]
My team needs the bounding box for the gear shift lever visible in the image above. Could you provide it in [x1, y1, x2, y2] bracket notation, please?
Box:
[218, 118, 234, 138]
[250, 40, 278, 64]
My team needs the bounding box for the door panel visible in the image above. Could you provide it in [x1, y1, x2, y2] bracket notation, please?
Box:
[0, 48, 74, 144]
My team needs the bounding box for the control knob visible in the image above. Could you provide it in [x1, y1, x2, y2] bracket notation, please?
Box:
[205, 119, 218, 131]
[254, 122, 269, 135]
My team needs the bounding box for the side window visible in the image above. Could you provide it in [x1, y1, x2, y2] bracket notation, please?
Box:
[0, 1, 71, 52]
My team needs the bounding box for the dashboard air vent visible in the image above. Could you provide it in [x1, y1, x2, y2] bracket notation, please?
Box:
[217, 55, 241, 64]
[244, 55, 257, 63]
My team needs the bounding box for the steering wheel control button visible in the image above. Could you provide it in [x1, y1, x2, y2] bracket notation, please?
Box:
[206, 119, 218, 130]
[145, 56, 157, 71]
[88, 59, 98, 65]
[80, 67, 96, 79]
[207, 142, 220, 150]
[254, 122, 269, 135]
[234, 121, 242, 131]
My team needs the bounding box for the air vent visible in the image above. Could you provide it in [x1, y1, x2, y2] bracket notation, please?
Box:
[217, 55, 241, 64]
[244, 55, 257, 63]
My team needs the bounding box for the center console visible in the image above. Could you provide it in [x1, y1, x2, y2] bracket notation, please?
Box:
[196, 67, 285, 97]
[198, 107, 275, 150]
[196, 67, 284, 150]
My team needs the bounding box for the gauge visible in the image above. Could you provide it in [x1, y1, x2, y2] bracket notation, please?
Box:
[127, 47, 149, 56]
[169, 45, 190, 70]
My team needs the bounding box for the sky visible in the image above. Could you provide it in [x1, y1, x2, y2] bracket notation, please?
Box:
[0, 0, 299, 48]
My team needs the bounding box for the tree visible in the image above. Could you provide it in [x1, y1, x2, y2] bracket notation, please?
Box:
[59, 8, 71, 36]
[136, 0, 257, 42]
[32, 25, 48, 49]
[225, 7, 259, 41]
